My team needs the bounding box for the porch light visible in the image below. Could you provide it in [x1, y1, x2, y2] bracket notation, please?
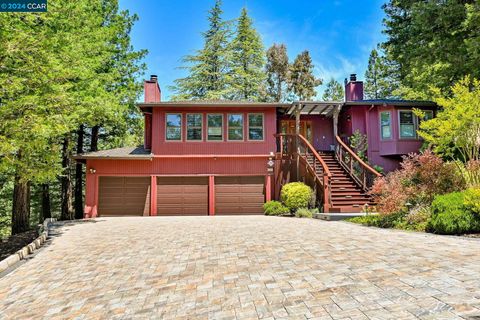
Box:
[89, 168, 96, 174]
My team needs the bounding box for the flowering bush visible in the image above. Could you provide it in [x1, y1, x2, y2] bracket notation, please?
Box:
[370, 150, 464, 215]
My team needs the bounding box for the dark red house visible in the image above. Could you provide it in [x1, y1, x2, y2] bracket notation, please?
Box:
[74, 74, 436, 217]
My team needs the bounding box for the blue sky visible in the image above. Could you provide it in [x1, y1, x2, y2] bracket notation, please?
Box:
[118, 0, 387, 100]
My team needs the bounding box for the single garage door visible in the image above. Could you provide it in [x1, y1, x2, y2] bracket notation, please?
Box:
[215, 176, 265, 215]
[98, 176, 150, 216]
[157, 177, 208, 215]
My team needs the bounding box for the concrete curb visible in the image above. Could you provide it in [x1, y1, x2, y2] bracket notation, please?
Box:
[0, 218, 56, 274]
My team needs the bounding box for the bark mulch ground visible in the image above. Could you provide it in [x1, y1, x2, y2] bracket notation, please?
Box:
[0, 230, 38, 261]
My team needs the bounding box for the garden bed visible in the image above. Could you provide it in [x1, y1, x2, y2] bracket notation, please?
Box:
[0, 230, 39, 261]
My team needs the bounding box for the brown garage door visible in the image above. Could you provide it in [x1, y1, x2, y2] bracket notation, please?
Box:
[215, 176, 265, 215]
[157, 177, 208, 215]
[98, 177, 150, 216]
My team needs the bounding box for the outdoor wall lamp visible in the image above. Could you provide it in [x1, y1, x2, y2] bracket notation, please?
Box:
[89, 168, 96, 174]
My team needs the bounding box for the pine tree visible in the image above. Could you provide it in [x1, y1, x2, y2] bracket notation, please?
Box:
[228, 8, 266, 101]
[265, 43, 290, 102]
[171, 0, 231, 100]
[322, 78, 344, 101]
[364, 49, 399, 100]
[288, 51, 322, 101]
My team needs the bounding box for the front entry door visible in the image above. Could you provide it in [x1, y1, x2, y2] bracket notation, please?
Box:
[280, 120, 313, 144]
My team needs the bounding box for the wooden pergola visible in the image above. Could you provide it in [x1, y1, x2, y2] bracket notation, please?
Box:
[284, 101, 344, 137]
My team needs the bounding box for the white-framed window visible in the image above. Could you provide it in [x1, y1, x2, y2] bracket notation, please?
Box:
[186, 113, 203, 141]
[165, 113, 182, 141]
[207, 114, 223, 141]
[228, 114, 244, 141]
[398, 110, 416, 139]
[380, 111, 392, 140]
[248, 113, 264, 141]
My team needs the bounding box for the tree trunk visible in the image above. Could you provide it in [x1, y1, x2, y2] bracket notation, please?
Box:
[74, 125, 84, 219]
[41, 183, 51, 221]
[60, 137, 74, 220]
[90, 125, 99, 152]
[11, 176, 30, 235]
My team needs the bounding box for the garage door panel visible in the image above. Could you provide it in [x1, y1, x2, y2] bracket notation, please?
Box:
[215, 176, 265, 215]
[156, 177, 208, 215]
[98, 177, 150, 216]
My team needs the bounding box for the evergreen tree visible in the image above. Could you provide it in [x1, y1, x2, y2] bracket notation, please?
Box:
[265, 43, 290, 102]
[171, 0, 231, 100]
[288, 51, 322, 100]
[322, 78, 344, 101]
[228, 8, 266, 101]
[364, 49, 399, 99]
[382, 0, 480, 98]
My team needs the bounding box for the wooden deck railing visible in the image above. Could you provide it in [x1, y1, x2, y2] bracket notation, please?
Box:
[276, 133, 332, 212]
[334, 135, 382, 191]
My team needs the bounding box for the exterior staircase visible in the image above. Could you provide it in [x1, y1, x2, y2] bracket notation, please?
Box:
[313, 152, 375, 213]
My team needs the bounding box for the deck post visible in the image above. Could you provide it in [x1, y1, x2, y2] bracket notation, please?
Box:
[265, 175, 272, 202]
[295, 105, 301, 180]
[150, 176, 157, 216]
[209, 176, 215, 216]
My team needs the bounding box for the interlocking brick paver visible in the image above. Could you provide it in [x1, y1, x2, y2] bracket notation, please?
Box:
[0, 216, 479, 319]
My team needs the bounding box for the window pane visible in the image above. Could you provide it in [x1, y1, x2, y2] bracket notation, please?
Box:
[228, 128, 243, 140]
[208, 128, 222, 140]
[208, 114, 222, 127]
[249, 128, 263, 140]
[207, 115, 223, 140]
[187, 114, 202, 127]
[400, 112, 414, 124]
[381, 112, 391, 125]
[187, 128, 202, 140]
[228, 114, 243, 127]
[423, 111, 433, 121]
[400, 124, 415, 138]
[166, 114, 181, 127]
[382, 126, 391, 139]
[166, 127, 181, 140]
[248, 114, 263, 127]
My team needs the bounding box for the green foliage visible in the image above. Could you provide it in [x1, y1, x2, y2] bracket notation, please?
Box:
[288, 51, 321, 101]
[281, 182, 313, 212]
[228, 8, 266, 101]
[265, 43, 290, 102]
[349, 130, 368, 161]
[428, 191, 480, 235]
[263, 201, 290, 216]
[364, 48, 399, 99]
[348, 212, 406, 229]
[170, 0, 231, 100]
[464, 188, 480, 215]
[382, 1, 480, 98]
[322, 78, 344, 101]
[295, 208, 313, 218]
[418, 77, 480, 164]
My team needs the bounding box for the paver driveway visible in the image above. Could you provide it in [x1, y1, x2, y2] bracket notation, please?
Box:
[1, 216, 480, 319]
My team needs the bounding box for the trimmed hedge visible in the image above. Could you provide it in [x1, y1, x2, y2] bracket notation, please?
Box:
[281, 182, 313, 211]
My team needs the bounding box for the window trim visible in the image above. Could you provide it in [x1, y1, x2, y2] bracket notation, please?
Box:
[206, 113, 224, 142]
[379, 111, 392, 141]
[227, 113, 244, 141]
[186, 113, 203, 142]
[398, 110, 417, 140]
[165, 113, 182, 142]
[247, 113, 265, 141]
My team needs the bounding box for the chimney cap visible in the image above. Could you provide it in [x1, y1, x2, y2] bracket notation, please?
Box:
[350, 74, 357, 82]
[150, 74, 158, 82]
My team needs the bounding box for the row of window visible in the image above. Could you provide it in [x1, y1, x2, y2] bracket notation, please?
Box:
[380, 110, 433, 140]
[165, 113, 264, 141]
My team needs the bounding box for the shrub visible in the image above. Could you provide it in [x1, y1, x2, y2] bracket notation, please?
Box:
[464, 188, 480, 215]
[370, 150, 465, 215]
[281, 182, 313, 212]
[428, 191, 480, 234]
[263, 201, 290, 216]
[348, 212, 406, 228]
[404, 204, 431, 231]
[295, 208, 313, 218]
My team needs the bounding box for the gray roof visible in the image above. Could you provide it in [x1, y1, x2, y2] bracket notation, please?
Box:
[73, 146, 152, 161]
[138, 101, 291, 108]
[345, 99, 436, 107]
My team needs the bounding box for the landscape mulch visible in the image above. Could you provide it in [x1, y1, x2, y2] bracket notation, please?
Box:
[0, 230, 38, 261]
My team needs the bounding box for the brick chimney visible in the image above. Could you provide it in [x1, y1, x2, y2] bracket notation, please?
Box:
[344, 74, 364, 101]
[144, 74, 161, 103]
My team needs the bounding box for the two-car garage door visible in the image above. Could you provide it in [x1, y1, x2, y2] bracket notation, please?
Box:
[98, 175, 265, 216]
